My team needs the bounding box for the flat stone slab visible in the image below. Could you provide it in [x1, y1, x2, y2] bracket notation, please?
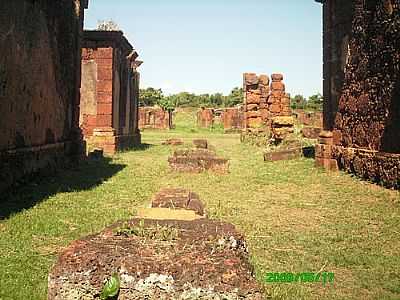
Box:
[193, 139, 208, 149]
[162, 138, 184, 146]
[168, 148, 229, 174]
[264, 147, 302, 161]
[48, 218, 264, 299]
[151, 188, 205, 216]
[137, 208, 203, 221]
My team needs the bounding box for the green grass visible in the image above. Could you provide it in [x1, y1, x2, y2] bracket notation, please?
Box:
[0, 110, 399, 299]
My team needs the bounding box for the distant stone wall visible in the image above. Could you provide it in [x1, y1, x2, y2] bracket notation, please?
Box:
[317, 0, 400, 188]
[139, 107, 172, 130]
[243, 73, 291, 133]
[222, 107, 244, 132]
[0, 0, 88, 193]
[80, 31, 141, 155]
[197, 108, 215, 128]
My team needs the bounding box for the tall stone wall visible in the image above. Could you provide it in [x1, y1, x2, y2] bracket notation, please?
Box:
[0, 0, 88, 193]
[317, 0, 400, 188]
[243, 73, 291, 132]
[80, 31, 141, 155]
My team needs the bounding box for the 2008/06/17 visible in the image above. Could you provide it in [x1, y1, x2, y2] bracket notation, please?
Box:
[265, 272, 334, 284]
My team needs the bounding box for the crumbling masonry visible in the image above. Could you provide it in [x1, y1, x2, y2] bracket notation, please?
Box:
[316, 0, 400, 188]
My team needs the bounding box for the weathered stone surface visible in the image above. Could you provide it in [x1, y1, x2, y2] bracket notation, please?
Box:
[271, 116, 294, 126]
[162, 138, 183, 146]
[242, 72, 292, 144]
[168, 149, 229, 174]
[48, 218, 263, 299]
[193, 139, 208, 149]
[264, 148, 302, 162]
[139, 106, 172, 130]
[223, 107, 244, 132]
[302, 127, 322, 139]
[197, 108, 215, 128]
[0, 0, 88, 192]
[318, 0, 400, 188]
[271, 73, 283, 82]
[151, 188, 205, 216]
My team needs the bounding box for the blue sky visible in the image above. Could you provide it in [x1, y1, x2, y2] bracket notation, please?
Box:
[85, 0, 323, 98]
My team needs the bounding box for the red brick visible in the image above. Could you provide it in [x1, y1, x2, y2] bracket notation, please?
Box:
[85, 115, 97, 126]
[97, 92, 113, 104]
[269, 103, 281, 113]
[97, 80, 113, 93]
[95, 47, 113, 59]
[97, 103, 112, 115]
[246, 92, 261, 104]
[271, 81, 285, 91]
[96, 114, 112, 127]
[97, 67, 113, 81]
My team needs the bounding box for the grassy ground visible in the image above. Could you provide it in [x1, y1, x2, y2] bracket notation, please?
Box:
[0, 109, 399, 299]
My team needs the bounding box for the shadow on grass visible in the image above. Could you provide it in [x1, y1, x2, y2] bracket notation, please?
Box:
[131, 143, 154, 151]
[0, 157, 126, 220]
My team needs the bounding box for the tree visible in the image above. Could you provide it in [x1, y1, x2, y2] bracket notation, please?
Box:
[224, 87, 243, 107]
[307, 93, 323, 111]
[97, 19, 120, 31]
[291, 94, 307, 109]
[139, 88, 164, 106]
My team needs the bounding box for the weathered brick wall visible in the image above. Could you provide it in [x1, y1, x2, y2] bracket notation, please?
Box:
[80, 31, 141, 155]
[0, 0, 87, 192]
[243, 73, 291, 131]
[197, 108, 215, 128]
[222, 107, 244, 132]
[138, 107, 172, 130]
[317, 0, 400, 188]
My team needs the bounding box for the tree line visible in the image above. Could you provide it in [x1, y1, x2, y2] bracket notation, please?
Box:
[139, 87, 323, 111]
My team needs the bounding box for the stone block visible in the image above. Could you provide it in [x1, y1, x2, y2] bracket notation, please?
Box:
[302, 127, 322, 139]
[151, 188, 205, 216]
[315, 157, 339, 172]
[315, 143, 333, 159]
[264, 148, 301, 161]
[193, 139, 208, 149]
[272, 116, 295, 126]
[271, 81, 285, 91]
[247, 117, 263, 128]
[48, 218, 263, 299]
[271, 73, 283, 81]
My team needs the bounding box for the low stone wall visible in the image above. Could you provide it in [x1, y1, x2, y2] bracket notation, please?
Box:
[139, 107, 172, 130]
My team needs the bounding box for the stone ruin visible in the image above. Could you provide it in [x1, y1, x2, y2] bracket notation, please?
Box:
[151, 188, 205, 216]
[0, 0, 89, 193]
[223, 106, 245, 133]
[242, 73, 293, 139]
[80, 30, 142, 155]
[139, 106, 173, 130]
[168, 139, 229, 174]
[48, 189, 263, 299]
[316, 0, 400, 188]
[197, 107, 215, 128]
[294, 110, 323, 139]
